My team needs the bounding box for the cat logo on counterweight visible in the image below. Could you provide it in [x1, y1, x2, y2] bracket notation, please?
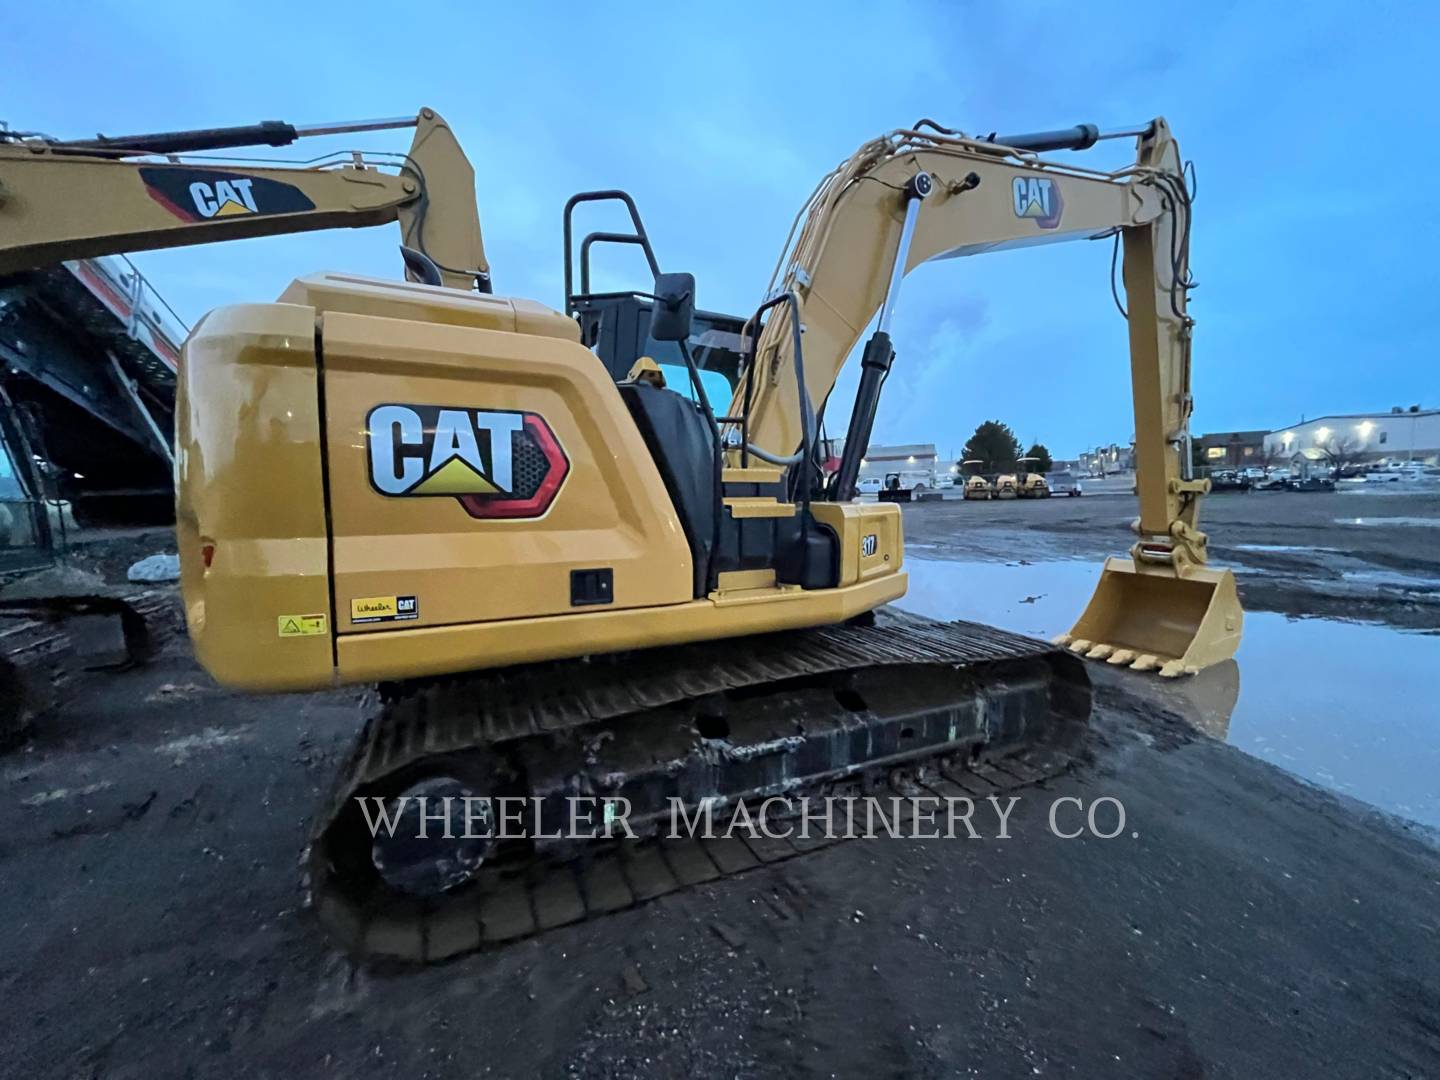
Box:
[366, 404, 570, 520]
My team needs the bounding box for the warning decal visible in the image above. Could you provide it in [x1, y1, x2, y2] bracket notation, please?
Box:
[278, 614, 327, 637]
[350, 595, 419, 625]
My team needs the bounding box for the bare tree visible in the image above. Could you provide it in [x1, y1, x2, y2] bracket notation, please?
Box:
[1324, 435, 1364, 477]
[1261, 441, 1289, 472]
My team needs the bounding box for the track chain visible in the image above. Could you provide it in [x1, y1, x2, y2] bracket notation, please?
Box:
[319, 745, 1081, 963]
[309, 615, 1090, 962]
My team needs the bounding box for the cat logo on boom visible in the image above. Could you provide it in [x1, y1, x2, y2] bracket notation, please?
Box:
[1012, 176, 1064, 229]
[139, 166, 317, 223]
[187, 178, 258, 218]
[366, 404, 570, 520]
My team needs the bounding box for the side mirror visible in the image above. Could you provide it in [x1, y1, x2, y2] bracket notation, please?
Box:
[648, 272, 695, 342]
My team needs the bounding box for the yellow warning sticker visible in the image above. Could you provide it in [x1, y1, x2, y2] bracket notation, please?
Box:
[278, 614, 327, 638]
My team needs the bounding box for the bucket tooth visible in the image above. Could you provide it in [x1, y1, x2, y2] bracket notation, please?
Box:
[1050, 633, 1073, 647]
[1152, 659, 1198, 676]
[1064, 555, 1244, 677]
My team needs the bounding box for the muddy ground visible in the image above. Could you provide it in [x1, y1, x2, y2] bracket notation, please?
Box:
[2, 494, 1439, 1079]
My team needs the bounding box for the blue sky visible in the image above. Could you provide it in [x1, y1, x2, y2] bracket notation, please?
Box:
[8, 2, 1436, 458]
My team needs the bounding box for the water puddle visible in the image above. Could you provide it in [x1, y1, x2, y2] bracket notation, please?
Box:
[897, 557, 1440, 829]
[1333, 517, 1440, 527]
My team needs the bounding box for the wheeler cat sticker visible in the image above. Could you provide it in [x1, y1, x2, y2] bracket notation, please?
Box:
[365, 404, 569, 520]
[350, 595, 419, 625]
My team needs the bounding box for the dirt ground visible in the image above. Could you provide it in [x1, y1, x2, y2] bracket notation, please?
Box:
[2, 495, 1439, 1079]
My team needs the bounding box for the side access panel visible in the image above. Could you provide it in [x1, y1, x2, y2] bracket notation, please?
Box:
[319, 312, 694, 664]
[176, 304, 334, 691]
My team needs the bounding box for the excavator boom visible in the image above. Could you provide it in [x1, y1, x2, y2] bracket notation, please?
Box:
[0, 108, 489, 292]
[730, 118, 1241, 676]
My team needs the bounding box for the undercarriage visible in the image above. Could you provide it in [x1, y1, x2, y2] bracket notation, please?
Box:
[309, 614, 1091, 962]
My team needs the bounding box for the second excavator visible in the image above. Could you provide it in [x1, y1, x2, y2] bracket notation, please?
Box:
[2, 109, 1243, 960]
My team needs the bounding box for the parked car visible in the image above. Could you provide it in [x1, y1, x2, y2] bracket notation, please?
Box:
[856, 477, 883, 495]
[1047, 471, 1084, 497]
[1208, 470, 1252, 492]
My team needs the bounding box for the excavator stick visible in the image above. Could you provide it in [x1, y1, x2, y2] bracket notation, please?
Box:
[1047, 118, 1242, 679]
[1058, 556, 1242, 678]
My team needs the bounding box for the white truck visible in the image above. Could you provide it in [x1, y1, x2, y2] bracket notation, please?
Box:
[1047, 471, 1085, 496]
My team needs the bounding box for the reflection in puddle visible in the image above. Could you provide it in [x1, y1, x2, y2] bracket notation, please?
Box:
[897, 558, 1440, 829]
[1333, 517, 1440, 527]
[1234, 543, 1341, 554]
[1340, 569, 1440, 590]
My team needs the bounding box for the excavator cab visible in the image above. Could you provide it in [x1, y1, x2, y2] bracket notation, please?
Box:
[570, 292, 744, 401]
[563, 191, 744, 400]
[562, 190, 843, 600]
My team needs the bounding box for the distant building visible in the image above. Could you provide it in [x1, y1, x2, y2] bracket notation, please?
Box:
[860, 443, 939, 489]
[1195, 430, 1268, 469]
[1263, 408, 1439, 465]
[1078, 443, 1132, 476]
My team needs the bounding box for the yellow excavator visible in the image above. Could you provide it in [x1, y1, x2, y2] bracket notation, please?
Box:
[2, 109, 1242, 959]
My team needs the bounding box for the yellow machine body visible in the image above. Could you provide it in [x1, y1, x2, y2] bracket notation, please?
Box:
[1017, 472, 1050, 499]
[993, 460, 1049, 499]
[958, 461, 991, 500]
[176, 273, 904, 691]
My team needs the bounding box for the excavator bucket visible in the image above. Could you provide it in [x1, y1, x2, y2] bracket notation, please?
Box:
[1055, 556, 1243, 678]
